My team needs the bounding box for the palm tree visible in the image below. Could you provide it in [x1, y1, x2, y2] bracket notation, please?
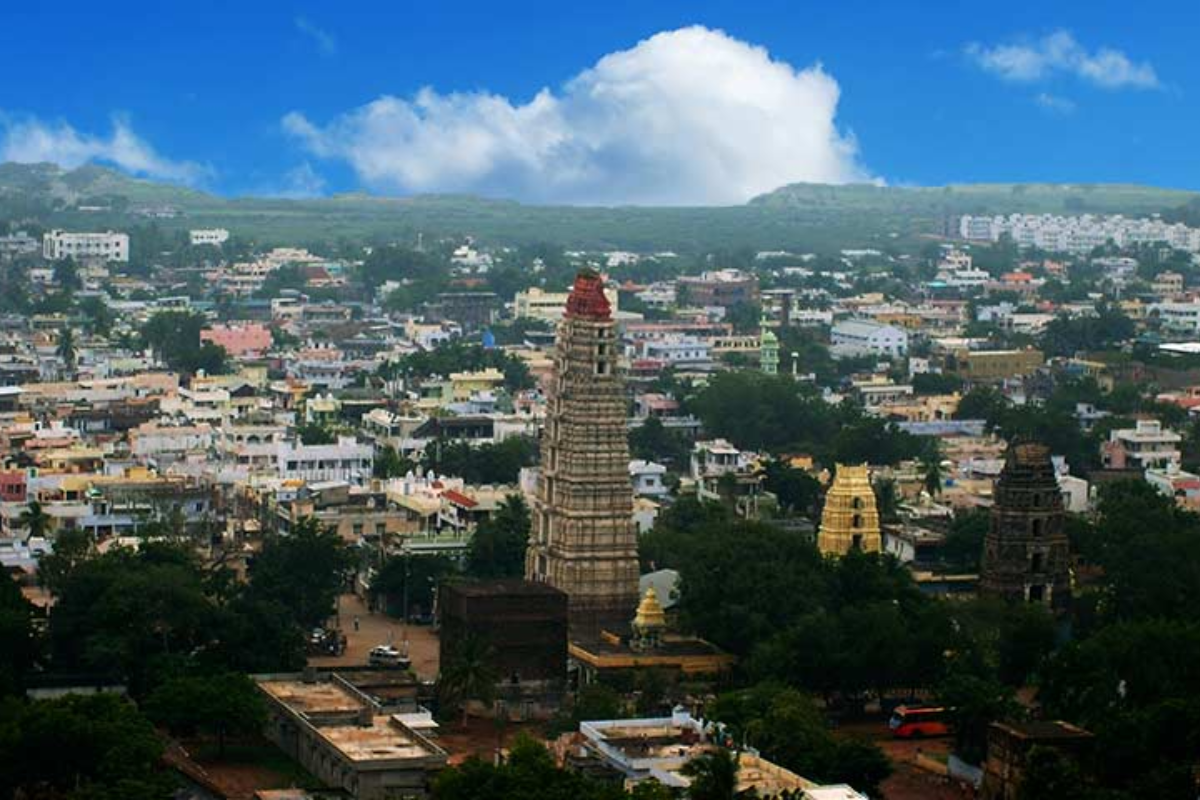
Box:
[57, 327, 77, 377]
[682, 748, 741, 800]
[920, 442, 945, 498]
[18, 500, 50, 543]
[437, 633, 498, 727]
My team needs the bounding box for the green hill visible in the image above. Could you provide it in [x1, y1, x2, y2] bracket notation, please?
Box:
[2, 163, 1196, 253]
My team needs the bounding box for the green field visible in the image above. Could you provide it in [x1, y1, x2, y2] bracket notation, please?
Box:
[3, 162, 1197, 253]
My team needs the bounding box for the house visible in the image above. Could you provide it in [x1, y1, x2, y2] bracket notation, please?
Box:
[830, 320, 908, 360]
[1102, 419, 1182, 471]
[629, 460, 668, 498]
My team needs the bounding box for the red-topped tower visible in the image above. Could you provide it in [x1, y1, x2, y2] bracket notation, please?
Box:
[526, 269, 639, 636]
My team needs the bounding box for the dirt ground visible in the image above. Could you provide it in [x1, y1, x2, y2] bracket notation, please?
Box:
[837, 719, 976, 800]
[435, 717, 546, 765]
[309, 592, 440, 680]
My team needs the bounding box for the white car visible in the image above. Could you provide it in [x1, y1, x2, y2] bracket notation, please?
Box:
[368, 644, 410, 668]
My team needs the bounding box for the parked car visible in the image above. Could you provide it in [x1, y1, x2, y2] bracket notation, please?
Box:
[368, 644, 411, 669]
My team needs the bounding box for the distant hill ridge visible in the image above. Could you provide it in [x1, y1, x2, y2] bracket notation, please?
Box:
[2, 162, 1196, 251]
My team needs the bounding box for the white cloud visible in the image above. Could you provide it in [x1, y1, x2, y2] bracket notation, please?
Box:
[0, 114, 208, 184]
[295, 16, 337, 57]
[1034, 92, 1077, 115]
[283, 26, 869, 205]
[965, 31, 1159, 90]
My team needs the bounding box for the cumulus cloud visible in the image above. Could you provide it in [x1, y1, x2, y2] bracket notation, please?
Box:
[295, 16, 337, 56]
[965, 31, 1159, 89]
[283, 26, 869, 205]
[0, 114, 208, 184]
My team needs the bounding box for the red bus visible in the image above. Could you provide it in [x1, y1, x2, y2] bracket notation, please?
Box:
[889, 705, 952, 738]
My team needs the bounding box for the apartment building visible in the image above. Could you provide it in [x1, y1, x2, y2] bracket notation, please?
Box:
[43, 230, 130, 262]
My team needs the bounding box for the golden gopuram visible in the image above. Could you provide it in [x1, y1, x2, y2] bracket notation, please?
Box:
[817, 463, 882, 556]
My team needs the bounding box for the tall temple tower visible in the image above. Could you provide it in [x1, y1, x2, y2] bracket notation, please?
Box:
[526, 269, 640, 635]
[817, 464, 882, 556]
[980, 441, 1071, 613]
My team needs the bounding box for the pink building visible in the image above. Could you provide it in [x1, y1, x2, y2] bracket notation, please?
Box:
[0, 471, 26, 503]
[200, 323, 273, 357]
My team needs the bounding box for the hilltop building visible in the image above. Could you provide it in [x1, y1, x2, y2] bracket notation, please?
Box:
[526, 270, 640, 635]
[43, 230, 129, 262]
[980, 441, 1071, 612]
[817, 464, 882, 556]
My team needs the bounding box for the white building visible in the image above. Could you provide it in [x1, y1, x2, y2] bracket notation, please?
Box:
[1151, 301, 1200, 336]
[629, 460, 669, 498]
[513, 285, 620, 322]
[1104, 420, 1182, 471]
[830, 320, 908, 359]
[641, 336, 712, 368]
[189, 228, 230, 246]
[278, 436, 374, 483]
[43, 230, 129, 262]
[960, 213, 1200, 256]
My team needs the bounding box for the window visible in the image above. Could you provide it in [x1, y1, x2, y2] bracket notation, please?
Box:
[852, 513, 862, 528]
[1030, 552, 1043, 572]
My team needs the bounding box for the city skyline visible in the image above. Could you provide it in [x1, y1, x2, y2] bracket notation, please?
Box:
[2, 0, 1197, 203]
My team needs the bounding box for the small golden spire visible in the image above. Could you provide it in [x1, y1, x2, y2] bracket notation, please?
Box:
[633, 587, 667, 630]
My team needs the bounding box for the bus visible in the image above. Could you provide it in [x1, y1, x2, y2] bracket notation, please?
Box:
[888, 705, 952, 738]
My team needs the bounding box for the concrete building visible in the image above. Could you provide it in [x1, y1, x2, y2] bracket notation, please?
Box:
[1102, 419, 1182, 471]
[526, 270, 640, 635]
[980, 721, 1093, 800]
[278, 437, 374, 483]
[257, 672, 447, 799]
[952, 349, 1044, 382]
[629, 459, 669, 498]
[830, 320, 908, 360]
[514, 285, 619, 323]
[189, 228, 230, 246]
[43, 230, 129, 262]
[200, 323, 274, 357]
[676, 270, 760, 308]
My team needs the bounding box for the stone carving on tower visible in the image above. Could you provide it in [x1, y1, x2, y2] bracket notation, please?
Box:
[526, 269, 640, 636]
[817, 464, 882, 556]
[980, 441, 1071, 613]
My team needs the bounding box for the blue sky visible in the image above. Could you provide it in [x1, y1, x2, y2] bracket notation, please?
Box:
[1, 0, 1195, 204]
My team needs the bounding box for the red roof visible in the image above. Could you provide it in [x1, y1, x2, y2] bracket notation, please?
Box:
[442, 488, 478, 509]
[565, 270, 612, 320]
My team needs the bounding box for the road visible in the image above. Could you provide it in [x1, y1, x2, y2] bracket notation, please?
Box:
[309, 592, 440, 680]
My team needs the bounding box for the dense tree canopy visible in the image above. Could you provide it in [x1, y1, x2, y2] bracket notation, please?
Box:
[466, 495, 531, 579]
[422, 436, 539, 485]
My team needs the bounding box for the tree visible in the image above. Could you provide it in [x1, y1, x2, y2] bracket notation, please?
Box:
[371, 554, 457, 619]
[77, 294, 115, 337]
[296, 422, 336, 445]
[423, 436, 539, 485]
[17, 500, 50, 543]
[942, 509, 988, 571]
[629, 417, 689, 468]
[143, 672, 266, 757]
[0, 576, 34, 695]
[37, 526, 91, 595]
[920, 441, 944, 497]
[52, 256, 82, 292]
[438, 632, 499, 726]
[432, 735, 628, 800]
[140, 310, 230, 375]
[708, 683, 891, 796]
[762, 459, 822, 517]
[466, 495, 531, 579]
[375, 444, 416, 479]
[681, 748, 740, 800]
[247, 517, 353, 629]
[0, 693, 174, 800]
[937, 671, 1023, 764]
[57, 327, 77, 374]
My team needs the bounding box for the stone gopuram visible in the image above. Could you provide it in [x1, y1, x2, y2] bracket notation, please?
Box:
[526, 269, 640, 636]
[817, 464, 882, 556]
[980, 441, 1071, 613]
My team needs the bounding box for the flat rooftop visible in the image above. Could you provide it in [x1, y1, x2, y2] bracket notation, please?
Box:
[318, 714, 434, 762]
[258, 679, 362, 715]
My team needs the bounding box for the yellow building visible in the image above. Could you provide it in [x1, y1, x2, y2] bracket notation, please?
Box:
[449, 368, 505, 401]
[953, 348, 1044, 381]
[817, 464, 882, 556]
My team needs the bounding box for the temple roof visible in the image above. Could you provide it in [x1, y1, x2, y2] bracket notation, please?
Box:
[565, 269, 612, 320]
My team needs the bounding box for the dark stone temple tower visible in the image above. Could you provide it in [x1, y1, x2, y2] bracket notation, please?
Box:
[526, 269, 640, 636]
[980, 441, 1071, 613]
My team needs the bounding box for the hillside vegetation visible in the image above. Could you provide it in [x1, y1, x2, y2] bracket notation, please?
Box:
[2, 162, 1196, 253]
